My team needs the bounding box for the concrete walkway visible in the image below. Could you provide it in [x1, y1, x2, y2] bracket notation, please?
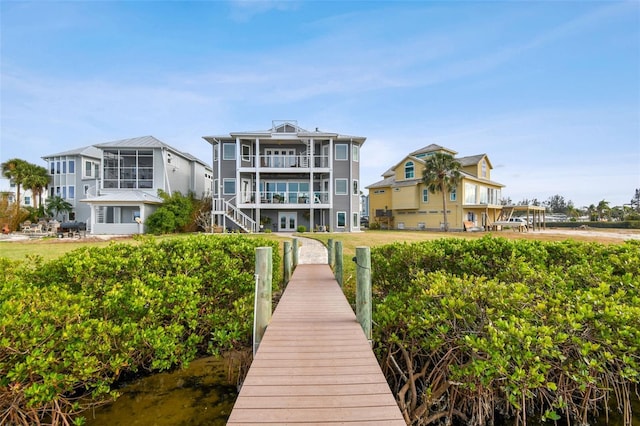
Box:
[295, 236, 328, 265]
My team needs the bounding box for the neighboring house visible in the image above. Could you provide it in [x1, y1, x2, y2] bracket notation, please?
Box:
[43, 136, 212, 235]
[203, 120, 365, 232]
[0, 177, 37, 208]
[367, 144, 505, 231]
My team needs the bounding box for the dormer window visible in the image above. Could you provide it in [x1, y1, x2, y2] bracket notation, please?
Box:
[405, 161, 415, 179]
[481, 160, 487, 178]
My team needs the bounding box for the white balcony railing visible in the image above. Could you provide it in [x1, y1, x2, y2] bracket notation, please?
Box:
[240, 155, 329, 168]
[238, 191, 330, 205]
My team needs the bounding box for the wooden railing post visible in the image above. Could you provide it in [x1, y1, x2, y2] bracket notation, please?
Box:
[335, 240, 343, 288]
[283, 241, 292, 286]
[327, 238, 334, 267]
[292, 238, 299, 267]
[355, 246, 372, 341]
[254, 247, 273, 355]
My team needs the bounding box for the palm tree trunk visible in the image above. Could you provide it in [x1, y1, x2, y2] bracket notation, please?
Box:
[442, 190, 448, 232]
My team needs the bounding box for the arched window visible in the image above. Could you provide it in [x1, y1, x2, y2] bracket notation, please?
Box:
[405, 161, 414, 179]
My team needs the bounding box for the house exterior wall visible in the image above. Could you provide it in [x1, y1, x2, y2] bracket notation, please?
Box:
[368, 148, 504, 231]
[204, 121, 365, 233]
[44, 137, 211, 234]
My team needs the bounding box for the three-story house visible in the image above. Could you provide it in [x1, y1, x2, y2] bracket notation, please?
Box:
[203, 121, 365, 232]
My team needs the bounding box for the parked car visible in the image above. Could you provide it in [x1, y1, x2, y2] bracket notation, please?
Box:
[360, 215, 369, 228]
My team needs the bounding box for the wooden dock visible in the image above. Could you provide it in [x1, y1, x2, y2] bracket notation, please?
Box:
[226, 263, 405, 425]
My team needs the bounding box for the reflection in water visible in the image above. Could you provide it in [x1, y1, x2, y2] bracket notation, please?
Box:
[84, 357, 237, 426]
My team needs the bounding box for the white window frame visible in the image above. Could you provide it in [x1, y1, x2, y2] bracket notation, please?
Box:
[335, 178, 348, 195]
[223, 143, 236, 160]
[335, 144, 348, 161]
[405, 161, 414, 179]
[336, 211, 347, 228]
[422, 189, 429, 203]
[353, 212, 359, 228]
[352, 145, 359, 162]
[451, 187, 458, 202]
[242, 144, 251, 162]
[223, 178, 236, 195]
[352, 179, 359, 195]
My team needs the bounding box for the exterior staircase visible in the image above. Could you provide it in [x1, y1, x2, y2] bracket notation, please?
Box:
[213, 197, 257, 233]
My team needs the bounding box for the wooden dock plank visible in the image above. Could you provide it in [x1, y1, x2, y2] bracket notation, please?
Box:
[226, 264, 405, 425]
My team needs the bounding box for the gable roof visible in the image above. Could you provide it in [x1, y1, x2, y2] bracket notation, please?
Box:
[43, 136, 210, 169]
[42, 145, 102, 160]
[409, 144, 457, 157]
[458, 153, 493, 169]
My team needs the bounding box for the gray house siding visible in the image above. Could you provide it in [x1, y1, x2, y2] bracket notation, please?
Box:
[203, 121, 365, 233]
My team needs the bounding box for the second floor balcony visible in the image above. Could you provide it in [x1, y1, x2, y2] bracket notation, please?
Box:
[239, 154, 330, 169]
[235, 191, 331, 207]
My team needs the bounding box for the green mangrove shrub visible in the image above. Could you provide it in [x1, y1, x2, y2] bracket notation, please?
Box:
[372, 237, 639, 425]
[0, 234, 280, 425]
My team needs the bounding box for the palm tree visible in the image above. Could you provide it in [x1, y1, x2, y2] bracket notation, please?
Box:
[596, 199, 610, 221]
[422, 152, 462, 232]
[22, 163, 51, 211]
[45, 195, 73, 221]
[1, 158, 29, 209]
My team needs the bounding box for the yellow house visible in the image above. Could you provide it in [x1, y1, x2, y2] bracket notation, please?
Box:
[366, 144, 505, 231]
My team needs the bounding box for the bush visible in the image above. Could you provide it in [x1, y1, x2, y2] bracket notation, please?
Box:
[297, 225, 306, 233]
[0, 235, 281, 425]
[372, 237, 640, 425]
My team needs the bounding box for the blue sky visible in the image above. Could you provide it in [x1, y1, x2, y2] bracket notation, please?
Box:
[1, 0, 638, 208]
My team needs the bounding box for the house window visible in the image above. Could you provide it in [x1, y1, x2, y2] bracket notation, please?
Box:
[223, 143, 236, 160]
[353, 212, 359, 228]
[335, 179, 348, 195]
[481, 160, 487, 178]
[242, 144, 251, 162]
[50, 162, 55, 174]
[223, 178, 236, 195]
[56, 161, 61, 174]
[24, 196, 31, 206]
[337, 211, 346, 228]
[450, 187, 457, 202]
[103, 149, 153, 189]
[62, 161, 67, 174]
[85, 161, 94, 178]
[213, 145, 218, 162]
[352, 145, 359, 162]
[84, 184, 90, 195]
[422, 189, 429, 203]
[405, 161, 414, 179]
[68, 186, 75, 199]
[353, 179, 359, 195]
[68, 160, 75, 174]
[335, 144, 348, 161]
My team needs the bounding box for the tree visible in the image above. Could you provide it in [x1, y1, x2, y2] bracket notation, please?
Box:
[596, 199, 610, 221]
[422, 152, 462, 232]
[1, 158, 29, 209]
[46, 195, 73, 221]
[631, 188, 640, 213]
[22, 163, 50, 211]
[544, 194, 574, 214]
[145, 190, 196, 234]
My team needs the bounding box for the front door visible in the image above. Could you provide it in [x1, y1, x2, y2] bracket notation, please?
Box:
[278, 212, 297, 231]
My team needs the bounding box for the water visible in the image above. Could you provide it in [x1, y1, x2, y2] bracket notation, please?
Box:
[83, 356, 637, 426]
[84, 357, 237, 426]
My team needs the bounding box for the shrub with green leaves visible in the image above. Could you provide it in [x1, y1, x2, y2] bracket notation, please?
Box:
[0, 235, 280, 425]
[372, 237, 639, 425]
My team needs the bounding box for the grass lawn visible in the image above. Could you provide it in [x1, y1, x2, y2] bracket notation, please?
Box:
[0, 228, 636, 262]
